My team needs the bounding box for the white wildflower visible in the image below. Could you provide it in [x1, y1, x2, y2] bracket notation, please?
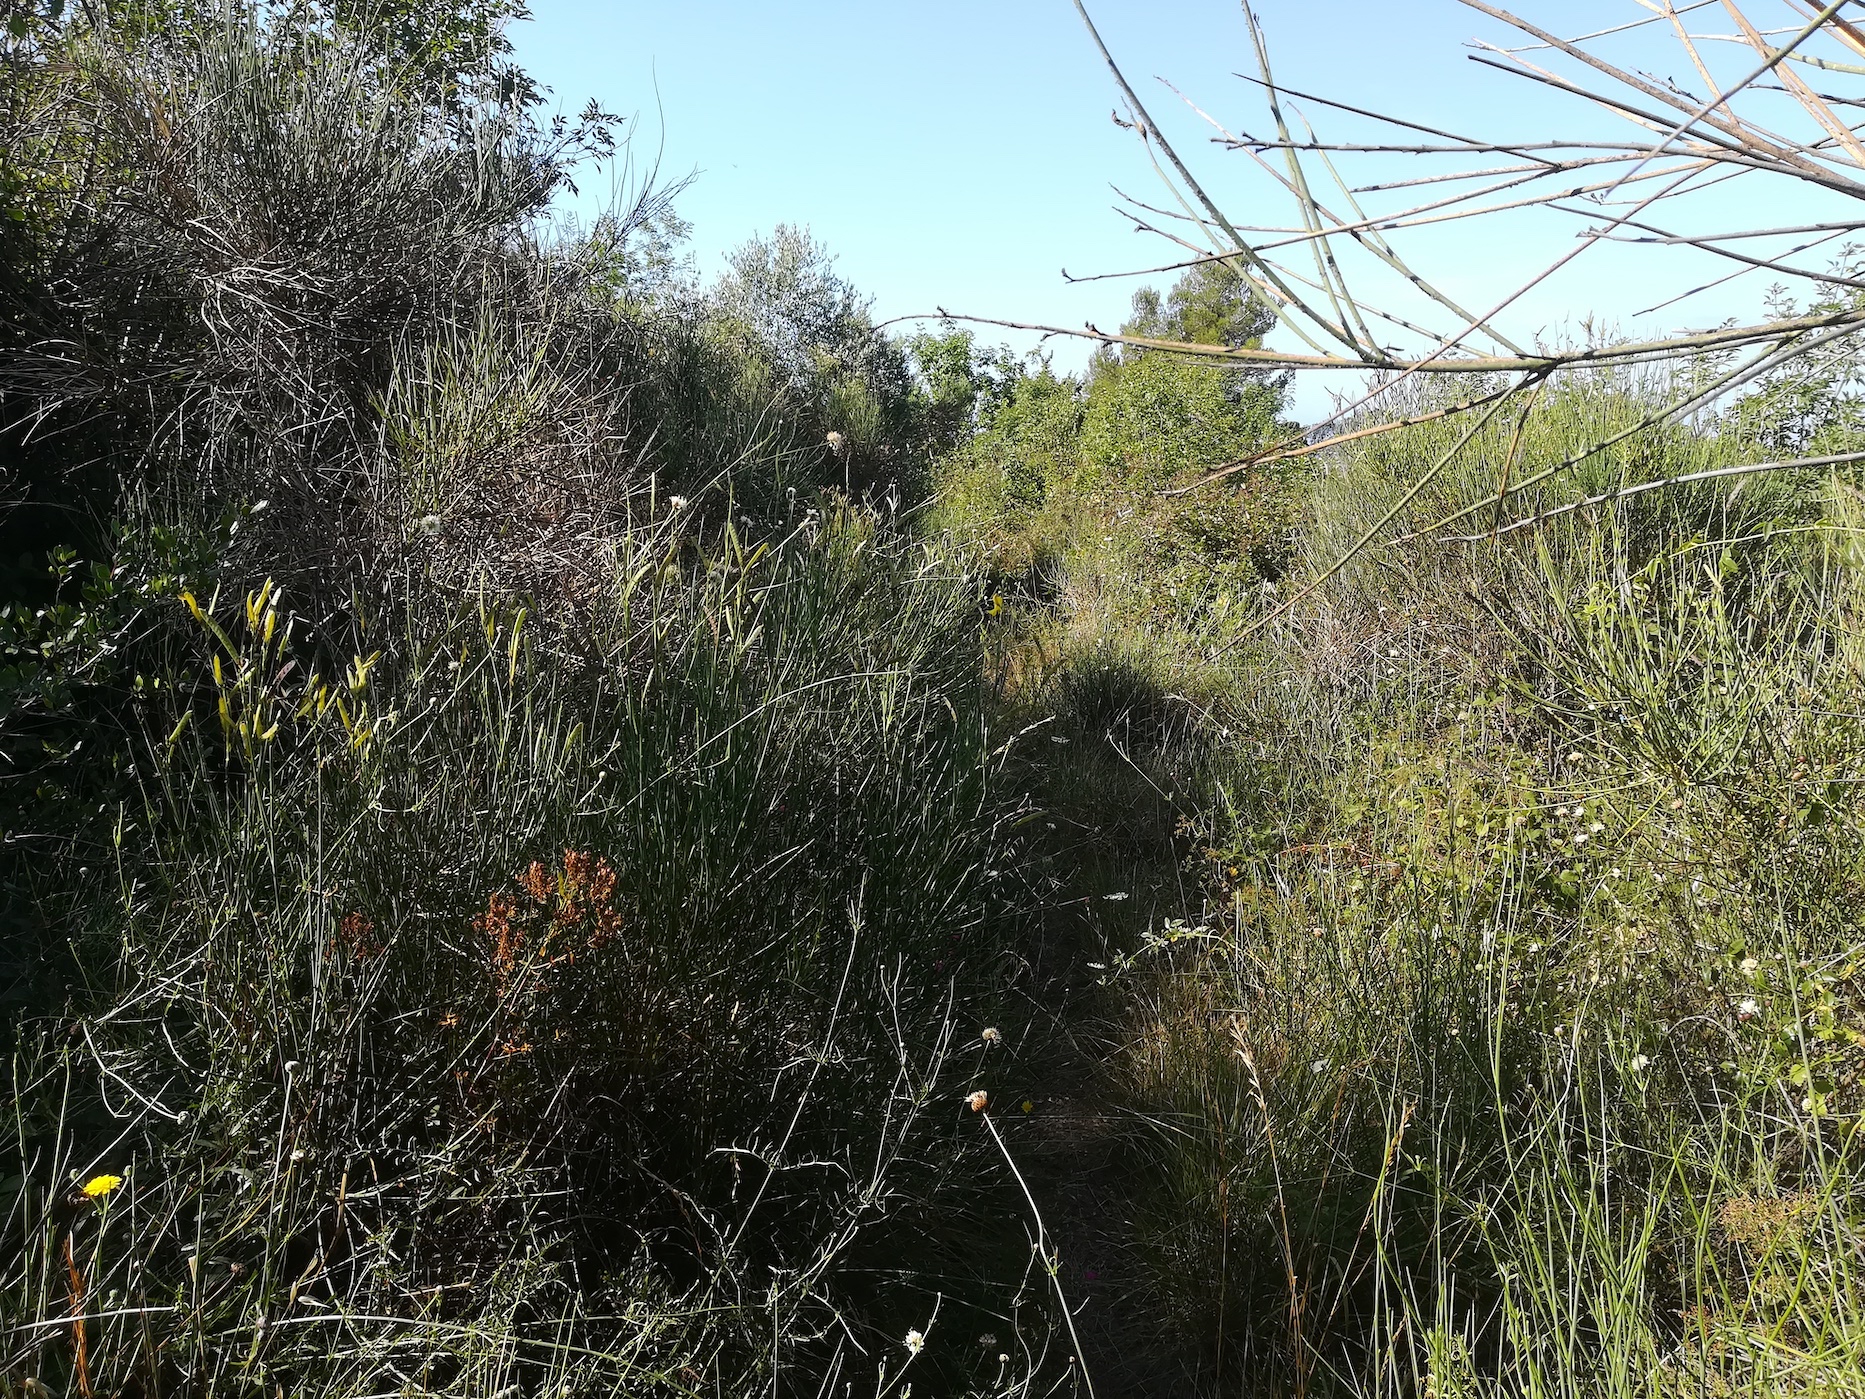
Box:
[1738, 997, 1759, 1019]
[416, 514, 442, 538]
[1630, 1054, 1650, 1072]
[904, 1328, 925, 1356]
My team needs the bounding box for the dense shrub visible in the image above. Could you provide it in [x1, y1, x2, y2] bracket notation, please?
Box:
[1085, 371, 1865, 1395]
[11, 5, 1865, 1398]
[0, 7, 1059, 1395]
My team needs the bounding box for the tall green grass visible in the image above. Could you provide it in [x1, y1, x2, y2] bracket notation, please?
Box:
[2, 510, 1070, 1395]
[1085, 376, 1865, 1396]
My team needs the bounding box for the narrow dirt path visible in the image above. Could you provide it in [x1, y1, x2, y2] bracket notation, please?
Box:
[995, 733, 1218, 1399]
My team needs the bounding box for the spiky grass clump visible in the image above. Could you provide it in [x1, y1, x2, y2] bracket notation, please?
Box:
[0, 510, 1070, 1396]
[1102, 384, 1865, 1396]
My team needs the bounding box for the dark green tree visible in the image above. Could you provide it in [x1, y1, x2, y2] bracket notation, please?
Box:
[1124, 257, 1277, 350]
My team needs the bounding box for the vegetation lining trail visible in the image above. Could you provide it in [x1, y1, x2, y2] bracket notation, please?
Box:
[5, 3, 1865, 1397]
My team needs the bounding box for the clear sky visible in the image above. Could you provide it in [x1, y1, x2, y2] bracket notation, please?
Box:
[511, 1, 1858, 421]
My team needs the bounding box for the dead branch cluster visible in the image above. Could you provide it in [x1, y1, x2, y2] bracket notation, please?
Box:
[957, 1, 1865, 619]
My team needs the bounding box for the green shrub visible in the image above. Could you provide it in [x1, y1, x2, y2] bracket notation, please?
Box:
[1097, 377, 1865, 1394]
[1, 516, 1049, 1395]
[1078, 351, 1284, 493]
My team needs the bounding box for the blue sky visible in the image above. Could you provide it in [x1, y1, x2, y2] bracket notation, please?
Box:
[512, 1, 1857, 420]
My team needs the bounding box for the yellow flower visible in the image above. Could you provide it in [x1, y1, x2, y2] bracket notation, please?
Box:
[82, 1174, 122, 1199]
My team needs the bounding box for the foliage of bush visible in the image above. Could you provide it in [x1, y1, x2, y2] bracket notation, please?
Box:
[1079, 376, 1865, 1396]
[4, 518, 1042, 1395]
[930, 264, 1300, 660]
[10, 4, 1865, 1398]
[0, 6, 1063, 1395]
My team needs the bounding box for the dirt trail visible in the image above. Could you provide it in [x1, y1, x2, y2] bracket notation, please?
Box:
[998, 760, 1216, 1399]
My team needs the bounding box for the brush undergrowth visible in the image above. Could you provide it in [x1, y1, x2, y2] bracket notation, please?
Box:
[3, 510, 1077, 1396]
[987, 370, 1865, 1397]
[10, 4, 1865, 1398]
[0, 5, 1071, 1394]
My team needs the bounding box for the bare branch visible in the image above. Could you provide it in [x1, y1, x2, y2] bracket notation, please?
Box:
[1443, 449, 1865, 541]
[933, 308, 1865, 376]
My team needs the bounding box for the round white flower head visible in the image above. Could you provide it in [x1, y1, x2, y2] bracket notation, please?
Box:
[1738, 997, 1760, 1018]
[1630, 1054, 1651, 1072]
[904, 1328, 925, 1356]
[980, 1027, 1002, 1045]
[1739, 956, 1760, 976]
[666, 495, 689, 513]
[416, 514, 442, 538]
